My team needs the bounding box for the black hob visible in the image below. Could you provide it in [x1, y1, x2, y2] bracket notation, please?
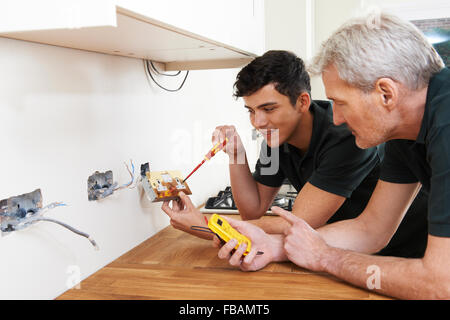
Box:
[203, 186, 295, 214]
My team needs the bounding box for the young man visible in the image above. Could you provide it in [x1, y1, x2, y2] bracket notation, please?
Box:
[162, 50, 428, 259]
[216, 14, 450, 299]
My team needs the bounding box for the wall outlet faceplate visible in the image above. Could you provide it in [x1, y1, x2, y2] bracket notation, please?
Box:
[140, 163, 192, 202]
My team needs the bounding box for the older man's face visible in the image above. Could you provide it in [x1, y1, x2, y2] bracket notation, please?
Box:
[321, 64, 389, 149]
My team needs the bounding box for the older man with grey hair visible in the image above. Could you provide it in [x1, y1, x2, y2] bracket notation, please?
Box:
[214, 12, 450, 299]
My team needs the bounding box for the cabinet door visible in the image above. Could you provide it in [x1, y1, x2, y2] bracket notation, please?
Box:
[0, 0, 117, 32]
[116, 0, 265, 55]
[0, 0, 261, 70]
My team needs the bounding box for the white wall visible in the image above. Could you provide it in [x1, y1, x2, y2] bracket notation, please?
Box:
[0, 37, 256, 299]
[265, 0, 309, 57]
[264, 0, 353, 99]
[310, 0, 362, 99]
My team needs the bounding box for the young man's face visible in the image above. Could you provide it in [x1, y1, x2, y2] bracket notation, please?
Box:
[322, 64, 389, 149]
[243, 83, 303, 148]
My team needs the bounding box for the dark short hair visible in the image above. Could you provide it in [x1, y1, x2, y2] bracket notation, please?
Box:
[233, 50, 311, 106]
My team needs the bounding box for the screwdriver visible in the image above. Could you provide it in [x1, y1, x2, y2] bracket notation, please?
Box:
[183, 138, 228, 183]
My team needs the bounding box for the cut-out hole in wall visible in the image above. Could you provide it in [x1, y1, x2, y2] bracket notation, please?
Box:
[0, 189, 43, 233]
[87, 160, 135, 201]
[0, 189, 98, 249]
[87, 170, 116, 201]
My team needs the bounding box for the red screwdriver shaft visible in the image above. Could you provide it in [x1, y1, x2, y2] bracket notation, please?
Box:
[183, 138, 228, 183]
[182, 159, 206, 183]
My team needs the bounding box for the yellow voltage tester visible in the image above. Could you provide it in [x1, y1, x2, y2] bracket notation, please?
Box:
[208, 213, 252, 256]
[190, 214, 264, 256]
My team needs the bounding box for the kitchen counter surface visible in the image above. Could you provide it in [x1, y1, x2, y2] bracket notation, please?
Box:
[57, 215, 391, 300]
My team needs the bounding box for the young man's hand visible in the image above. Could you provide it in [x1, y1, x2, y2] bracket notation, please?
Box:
[161, 192, 213, 240]
[212, 125, 246, 163]
[213, 215, 286, 271]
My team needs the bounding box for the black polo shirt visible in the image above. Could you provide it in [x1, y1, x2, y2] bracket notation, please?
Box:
[253, 100, 428, 257]
[380, 67, 450, 237]
[253, 100, 380, 219]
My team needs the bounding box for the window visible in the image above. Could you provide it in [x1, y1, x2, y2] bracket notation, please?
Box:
[411, 18, 450, 66]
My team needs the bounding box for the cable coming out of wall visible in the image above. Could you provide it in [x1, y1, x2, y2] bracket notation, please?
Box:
[144, 60, 189, 92]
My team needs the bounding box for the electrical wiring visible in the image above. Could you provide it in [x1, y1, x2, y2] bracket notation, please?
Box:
[115, 159, 135, 190]
[190, 225, 215, 234]
[190, 225, 225, 243]
[19, 216, 99, 250]
[1, 202, 99, 249]
[149, 61, 181, 77]
[144, 59, 189, 92]
[40, 202, 67, 213]
[88, 160, 136, 201]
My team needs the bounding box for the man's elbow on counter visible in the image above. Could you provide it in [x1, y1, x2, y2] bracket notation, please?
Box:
[427, 268, 450, 300]
[407, 255, 450, 299]
[238, 206, 266, 221]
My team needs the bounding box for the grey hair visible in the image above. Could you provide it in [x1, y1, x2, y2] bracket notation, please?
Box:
[308, 12, 445, 91]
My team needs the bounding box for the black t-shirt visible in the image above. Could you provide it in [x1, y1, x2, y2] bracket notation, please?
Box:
[253, 100, 428, 257]
[380, 67, 450, 238]
[253, 100, 380, 220]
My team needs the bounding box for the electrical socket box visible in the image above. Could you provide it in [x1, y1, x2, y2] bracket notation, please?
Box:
[0, 189, 43, 235]
[0, 189, 98, 248]
[87, 161, 135, 201]
[87, 170, 117, 201]
[140, 163, 192, 202]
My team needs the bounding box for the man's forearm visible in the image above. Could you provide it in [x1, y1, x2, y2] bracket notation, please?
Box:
[248, 216, 290, 234]
[229, 153, 264, 219]
[321, 247, 442, 299]
[268, 234, 289, 262]
[318, 215, 390, 254]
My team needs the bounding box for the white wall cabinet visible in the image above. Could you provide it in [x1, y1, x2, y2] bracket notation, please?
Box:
[116, 0, 266, 57]
[0, 0, 265, 70]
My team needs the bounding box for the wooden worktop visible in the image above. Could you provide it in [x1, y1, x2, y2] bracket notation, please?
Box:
[57, 215, 390, 300]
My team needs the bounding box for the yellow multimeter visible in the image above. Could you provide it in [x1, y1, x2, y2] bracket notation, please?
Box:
[208, 214, 252, 256]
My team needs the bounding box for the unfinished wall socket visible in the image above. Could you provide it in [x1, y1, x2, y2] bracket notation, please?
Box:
[87, 170, 117, 201]
[87, 160, 135, 201]
[0, 189, 43, 236]
[140, 162, 192, 202]
[0, 189, 98, 248]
